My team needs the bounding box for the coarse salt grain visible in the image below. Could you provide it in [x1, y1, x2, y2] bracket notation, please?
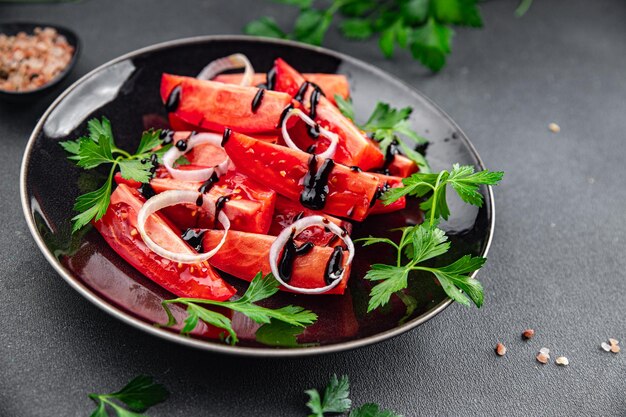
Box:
[601, 342, 611, 352]
[556, 356, 569, 366]
[536, 353, 549, 364]
[609, 338, 619, 346]
[611, 345, 620, 354]
[495, 343, 507, 356]
[548, 123, 560, 133]
[539, 347, 550, 356]
[522, 329, 535, 340]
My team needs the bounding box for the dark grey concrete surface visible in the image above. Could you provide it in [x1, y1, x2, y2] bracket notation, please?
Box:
[1, 0, 625, 416]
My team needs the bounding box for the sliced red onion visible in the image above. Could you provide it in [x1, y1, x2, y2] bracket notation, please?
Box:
[269, 215, 354, 294]
[281, 108, 339, 160]
[162, 132, 230, 182]
[197, 53, 254, 86]
[137, 190, 230, 263]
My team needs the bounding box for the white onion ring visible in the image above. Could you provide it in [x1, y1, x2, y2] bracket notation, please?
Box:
[162, 132, 230, 182]
[269, 215, 354, 294]
[281, 108, 339, 160]
[197, 53, 254, 86]
[137, 190, 230, 263]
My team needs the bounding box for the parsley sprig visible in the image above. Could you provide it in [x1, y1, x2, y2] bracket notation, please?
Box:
[60, 117, 167, 232]
[88, 375, 168, 417]
[335, 96, 430, 172]
[359, 164, 503, 312]
[306, 374, 402, 417]
[161, 272, 317, 345]
[245, 0, 483, 71]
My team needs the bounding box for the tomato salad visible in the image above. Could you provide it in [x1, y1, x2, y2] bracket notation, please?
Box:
[77, 54, 417, 304]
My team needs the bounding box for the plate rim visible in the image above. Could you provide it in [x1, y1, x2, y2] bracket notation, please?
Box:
[20, 34, 495, 357]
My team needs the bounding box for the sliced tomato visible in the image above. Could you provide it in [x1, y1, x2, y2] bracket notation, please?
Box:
[385, 154, 419, 177]
[202, 230, 350, 295]
[150, 170, 276, 235]
[213, 72, 350, 105]
[93, 183, 235, 301]
[273, 59, 384, 170]
[224, 131, 379, 221]
[160, 74, 292, 133]
[270, 196, 352, 246]
[368, 173, 406, 215]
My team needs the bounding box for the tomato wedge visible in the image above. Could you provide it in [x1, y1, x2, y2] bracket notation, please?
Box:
[160, 74, 292, 133]
[223, 131, 379, 221]
[202, 229, 350, 295]
[149, 170, 276, 235]
[368, 172, 406, 215]
[93, 183, 236, 301]
[213, 72, 350, 105]
[270, 196, 352, 246]
[273, 58, 384, 170]
[386, 154, 419, 177]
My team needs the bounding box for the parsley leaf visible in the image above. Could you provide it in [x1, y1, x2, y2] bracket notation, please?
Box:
[162, 273, 317, 345]
[245, 0, 484, 71]
[383, 164, 504, 224]
[88, 375, 168, 417]
[358, 221, 486, 311]
[349, 403, 403, 417]
[306, 374, 352, 417]
[255, 319, 316, 347]
[59, 117, 166, 232]
[335, 97, 430, 172]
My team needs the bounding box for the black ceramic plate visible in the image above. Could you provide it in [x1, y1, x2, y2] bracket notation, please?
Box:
[20, 36, 494, 356]
[0, 22, 80, 101]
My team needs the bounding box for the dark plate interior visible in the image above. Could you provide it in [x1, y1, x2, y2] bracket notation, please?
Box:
[21, 36, 493, 356]
[0, 21, 80, 100]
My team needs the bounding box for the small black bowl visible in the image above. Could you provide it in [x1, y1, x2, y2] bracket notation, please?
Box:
[0, 22, 80, 102]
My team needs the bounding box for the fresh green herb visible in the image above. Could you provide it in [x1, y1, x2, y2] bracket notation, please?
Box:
[335, 96, 430, 172]
[359, 221, 485, 311]
[161, 273, 317, 345]
[306, 374, 352, 417]
[255, 319, 317, 347]
[382, 163, 504, 225]
[88, 375, 168, 417]
[245, 0, 484, 71]
[349, 403, 403, 417]
[59, 117, 167, 232]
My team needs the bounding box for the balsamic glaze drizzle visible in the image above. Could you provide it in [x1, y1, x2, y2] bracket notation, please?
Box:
[370, 182, 390, 207]
[251, 88, 265, 113]
[181, 228, 207, 253]
[138, 183, 156, 199]
[305, 144, 317, 154]
[214, 195, 231, 229]
[198, 171, 220, 194]
[165, 85, 182, 113]
[293, 211, 305, 222]
[309, 88, 322, 119]
[195, 194, 204, 207]
[159, 129, 174, 145]
[300, 156, 335, 210]
[277, 230, 315, 282]
[276, 104, 295, 128]
[324, 246, 344, 285]
[294, 81, 310, 102]
[221, 128, 232, 147]
[307, 123, 321, 139]
[175, 139, 187, 152]
[349, 166, 362, 172]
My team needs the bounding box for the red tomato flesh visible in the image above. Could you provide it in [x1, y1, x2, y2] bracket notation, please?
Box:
[273, 58, 384, 170]
[387, 154, 419, 177]
[160, 74, 293, 133]
[202, 229, 350, 295]
[93, 183, 236, 300]
[368, 173, 406, 215]
[270, 196, 352, 247]
[213, 72, 350, 105]
[223, 131, 379, 221]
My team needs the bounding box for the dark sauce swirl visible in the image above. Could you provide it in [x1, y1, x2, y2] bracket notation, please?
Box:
[138, 183, 156, 199]
[165, 85, 182, 113]
[221, 128, 232, 147]
[277, 230, 315, 282]
[198, 171, 220, 194]
[251, 88, 265, 113]
[181, 228, 207, 253]
[324, 246, 345, 285]
[309, 87, 322, 119]
[276, 103, 295, 128]
[214, 195, 231, 229]
[300, 156, 335, 210]
[294, 81, 310, 102]
[370, 182, 390, 207]
[159, 129, 174, 145]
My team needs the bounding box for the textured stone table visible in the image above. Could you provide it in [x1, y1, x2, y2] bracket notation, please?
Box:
[1, 0, 625, 415]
